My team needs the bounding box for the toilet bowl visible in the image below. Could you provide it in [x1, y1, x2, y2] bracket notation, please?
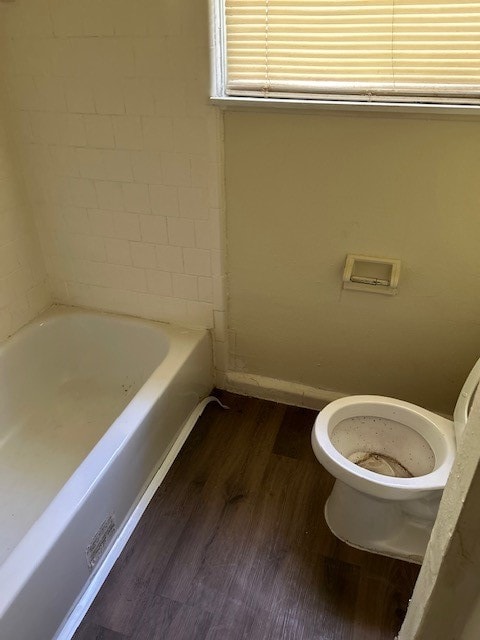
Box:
[311, 357, 480, 563]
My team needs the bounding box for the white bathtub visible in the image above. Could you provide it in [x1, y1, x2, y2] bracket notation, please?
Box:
[0, 306, 213, 640]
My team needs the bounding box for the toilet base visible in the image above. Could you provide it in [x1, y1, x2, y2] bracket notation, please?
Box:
[325, 480, 441, 564]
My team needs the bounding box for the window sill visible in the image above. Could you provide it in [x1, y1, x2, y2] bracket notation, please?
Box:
[211, 95, 480, 118]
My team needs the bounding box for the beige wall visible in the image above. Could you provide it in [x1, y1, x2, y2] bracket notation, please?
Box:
[0, 0, 226, 350]
[225, 110, 480, 414]
[0, 33, 49, 343]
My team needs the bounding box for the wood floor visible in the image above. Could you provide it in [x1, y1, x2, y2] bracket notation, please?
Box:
[73, 391, 419, 640]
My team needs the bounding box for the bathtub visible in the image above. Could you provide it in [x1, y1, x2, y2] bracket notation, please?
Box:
[0, 306, 213, 640]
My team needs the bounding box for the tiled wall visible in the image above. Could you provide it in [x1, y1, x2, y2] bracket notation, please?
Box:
[0, 54, 50, 343]
[0, 0, 227, 368]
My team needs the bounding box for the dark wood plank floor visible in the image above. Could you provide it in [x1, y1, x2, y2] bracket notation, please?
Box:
[73, 391, 419, 640]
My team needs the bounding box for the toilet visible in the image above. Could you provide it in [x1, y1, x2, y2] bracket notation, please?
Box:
[311, 357, 480, 563]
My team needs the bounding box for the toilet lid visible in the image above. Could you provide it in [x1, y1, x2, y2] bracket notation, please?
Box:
[454, 356, 480, 443]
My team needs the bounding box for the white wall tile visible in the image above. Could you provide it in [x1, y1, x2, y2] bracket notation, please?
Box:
[195, 220, 216, 249]
[122, 182, 150, 214]
[130, 150, 163, 184]
[149, 184, 179, 217]
[139, 215, 167, 244]
[133, 39, 170, 78]
[178, 186, 209, 219]
[82, 1, 115, 37]
[186, 300, 214, 328]
[63, 205, 90, 234]
[1, 0, 225, 342]
[172, 273, 198, 300]
[138, 293, 187, 325]
[113, 4, 148, 37]
[95, 180, 125, 211]
[123, 78, 155, 116]
[61, 114, 87, 148]
[0, 242, 19, 275]
[183, 247, 211, 276]
[113, 212, 141, 241]
[64, 78, 96, 114]
[105, 238, 132, 266]
[212, 275, 226, 311]
[93, 79, 126, 115]
[146, 269, 173, 296]
[213, 339, 229, 373]
[130, 241, 156, 269]
[161, 152, 191, 186]
[84, 115, 115, 149]
[198, 276, 213, 303]
[30, 112, 61, 145]
[68, 177, 98, 208]
[50, 146, 80, 177]
[27, 280, 51, 313]
[213, 310, 227, 342]
[173, 117, 209, 154]
[84, 236, 106, 262]
[76, 148, 106, 180]
[211, 249, 225, 278]
[0, 83, 50, 341]
[88, 208, 113, 237]
[49, 177, 72, 206]
[34, 77, 66, 112]
[167, 217, 195, 247]
[74, 38, 135, 79]
[153, 82, 187, 118]
[142, 117, 174, 152]
[113, 115, 143, 150]
[102, 150, 133, 182]
[50, 0, 83, 37]
[155, 245, 183, 272]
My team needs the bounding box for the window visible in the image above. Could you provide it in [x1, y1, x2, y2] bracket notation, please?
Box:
[214, 1, 480, 107]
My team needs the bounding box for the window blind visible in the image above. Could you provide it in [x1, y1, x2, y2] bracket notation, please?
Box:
[224, 1, 480, 103]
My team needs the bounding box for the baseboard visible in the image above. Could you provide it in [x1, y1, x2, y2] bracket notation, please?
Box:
[219, 371, 345, 410]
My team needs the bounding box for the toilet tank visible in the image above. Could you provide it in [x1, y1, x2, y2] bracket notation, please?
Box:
[453, 357, 480, 444]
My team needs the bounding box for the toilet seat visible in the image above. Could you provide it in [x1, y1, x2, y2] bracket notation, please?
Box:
[312, 395, 456, 501]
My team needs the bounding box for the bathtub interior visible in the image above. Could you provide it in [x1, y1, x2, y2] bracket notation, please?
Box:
[0, 310, 171, 566]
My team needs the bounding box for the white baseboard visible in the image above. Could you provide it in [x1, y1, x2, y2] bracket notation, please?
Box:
[220, 371, 345, 410]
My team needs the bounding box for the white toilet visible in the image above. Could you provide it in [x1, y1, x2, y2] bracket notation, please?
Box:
[311, 357, 480, 563]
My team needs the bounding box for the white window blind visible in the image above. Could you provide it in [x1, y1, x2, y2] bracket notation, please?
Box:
[224, 1, 480, 104]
